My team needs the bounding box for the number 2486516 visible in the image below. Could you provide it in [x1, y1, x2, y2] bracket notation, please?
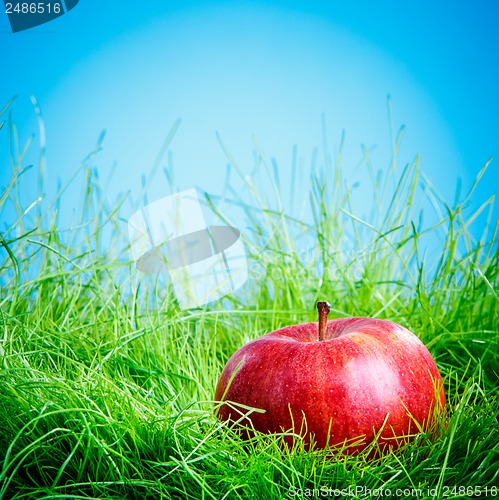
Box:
[5, 2, 62, 14]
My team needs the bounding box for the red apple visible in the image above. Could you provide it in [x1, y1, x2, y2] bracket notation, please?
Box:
[215, 302, 445, 454]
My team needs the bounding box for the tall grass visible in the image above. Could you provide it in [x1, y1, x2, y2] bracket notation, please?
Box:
[0, 97, 498, 499]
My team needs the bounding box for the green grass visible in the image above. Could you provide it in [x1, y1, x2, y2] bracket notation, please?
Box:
[1, 97, 498, 499]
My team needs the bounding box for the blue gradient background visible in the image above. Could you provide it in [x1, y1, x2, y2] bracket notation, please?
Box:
[1, 1, 498, 240]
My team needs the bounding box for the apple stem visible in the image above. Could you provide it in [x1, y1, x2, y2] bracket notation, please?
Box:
[317, 301, 331, 341]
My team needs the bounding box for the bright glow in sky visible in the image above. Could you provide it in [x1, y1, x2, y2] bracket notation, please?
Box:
[1, 1, 498, 239]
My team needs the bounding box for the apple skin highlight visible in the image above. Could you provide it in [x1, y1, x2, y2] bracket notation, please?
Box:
[214, 316, 446, 454]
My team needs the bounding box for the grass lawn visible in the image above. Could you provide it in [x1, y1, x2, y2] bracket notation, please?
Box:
[1, 100, 498, 499]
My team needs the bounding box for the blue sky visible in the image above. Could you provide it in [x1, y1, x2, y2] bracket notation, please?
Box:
[1, 0, 498, 241]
